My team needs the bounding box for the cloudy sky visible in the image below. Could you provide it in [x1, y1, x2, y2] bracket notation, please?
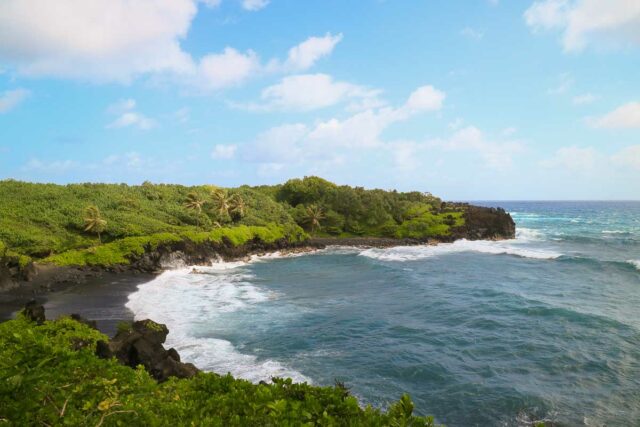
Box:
[0, 0, 639, 200]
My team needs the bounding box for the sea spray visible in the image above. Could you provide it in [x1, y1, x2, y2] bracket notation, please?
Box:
[126, 260, 311, 384]
[359, 238, 562, 262]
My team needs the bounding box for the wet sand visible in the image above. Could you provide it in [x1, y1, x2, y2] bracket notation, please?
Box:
[0, 272, 155, 336]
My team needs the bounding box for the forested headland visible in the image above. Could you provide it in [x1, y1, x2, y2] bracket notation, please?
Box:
[0, 176, 513, 273]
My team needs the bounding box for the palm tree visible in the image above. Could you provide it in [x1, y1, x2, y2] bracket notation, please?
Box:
[305, 204, 325, 234]
[183, 192, 205, 229]
[229, 193, 246, 221]
[210, 188, 246, 223]
[210, 188, 232, 217]
[83, 205, 107, 243]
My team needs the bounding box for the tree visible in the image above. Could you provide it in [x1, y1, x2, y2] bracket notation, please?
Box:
[211, 189, 246, 223]
[183, 192, 205, 229]
[229, 193, 246, 221]
[210, 188, 232, 218]
[83, 206, 107, 243]
[305, 204, 325, 234]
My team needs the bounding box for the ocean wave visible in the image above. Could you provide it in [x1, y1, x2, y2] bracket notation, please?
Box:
[627, 260, 640, 272]
[515, 227, 544, 241]
[126, 267, 310, 384]
[359, 239, 562, 262]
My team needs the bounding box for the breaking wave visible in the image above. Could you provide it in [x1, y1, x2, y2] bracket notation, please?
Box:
[359, 238, 561, 262]
[126, 258, 311, 384]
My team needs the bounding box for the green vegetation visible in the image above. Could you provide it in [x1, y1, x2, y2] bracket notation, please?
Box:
[0, 315, 437, 426]
[268, 176, 464, 238]
[45, 224, 306, 267]
[83, 205, 107, 243]
[0, 177, 465, 268]
[182, 192, 207, 229]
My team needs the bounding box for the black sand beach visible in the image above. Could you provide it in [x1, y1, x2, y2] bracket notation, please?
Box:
[0, 272, 155, 336]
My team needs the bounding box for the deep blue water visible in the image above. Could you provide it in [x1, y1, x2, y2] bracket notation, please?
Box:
[128, 202, 640, 426]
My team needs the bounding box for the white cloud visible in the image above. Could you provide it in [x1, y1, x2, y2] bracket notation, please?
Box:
[302, 85, 446, 149]
[107, 98, 137, 115]
[0, 1, 330, 88]
[460, 27, 484, 40]
[197, 48, 260, 90]
[433, 126, 525, 169]
[23, 158, 76, 173]
[524, 0, 640, 52]
[103, 152, 146, 169]
[0, 88, 30, 113]
[107, 113, 156, 130]
[280, 33, 343, 71]
[0, 0, 196, 82]
[242, 84, 446, 168]
[591, 102, 640, 129]
[249, 74, 383, 112]
[502, 127, 517, 136]
[248, 124, 309, 163]
[524, 0, 569, 32]
[540, 145, 598, 171]
[124, 152, 143, 168]
[241, 0, 269, 11]
[211, 144, 237, 159]
[540, 144, 640, 176]
[106, 99, 155, 130]
[448, 118, 464, 130]
[404, 85, 446, 113]
[199, 0, 222, 8]
[572, 93, 598, 105]
[391, 141, 422, 173]
[194, 33, 343, 90]
[173, 107, 191, 124]
[611, 145, 640, 170]
[257, 162, 285, 176]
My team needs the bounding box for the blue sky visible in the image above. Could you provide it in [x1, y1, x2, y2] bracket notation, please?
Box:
[0, 0, 639, 200]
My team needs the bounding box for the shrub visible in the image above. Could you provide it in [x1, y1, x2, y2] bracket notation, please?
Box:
[0, 316, 438, 426]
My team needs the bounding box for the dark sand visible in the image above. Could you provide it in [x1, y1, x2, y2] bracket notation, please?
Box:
[0, 239, 424, 336]
[0, 272, 155, 337]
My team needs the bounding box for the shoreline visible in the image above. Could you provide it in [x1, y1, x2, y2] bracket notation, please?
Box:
[0, 237, 430, 331]
[0, 271, 155, 335]
[0, 234, 513, 333]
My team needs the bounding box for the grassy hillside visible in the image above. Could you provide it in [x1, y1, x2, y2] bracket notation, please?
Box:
[0, 177, 465, 267]
[0, 314, 437, 426]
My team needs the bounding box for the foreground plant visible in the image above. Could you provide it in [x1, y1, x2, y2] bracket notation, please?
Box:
[0, 314, 438, 426]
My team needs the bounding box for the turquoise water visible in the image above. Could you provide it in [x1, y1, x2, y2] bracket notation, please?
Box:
[128, 202, 640, 426]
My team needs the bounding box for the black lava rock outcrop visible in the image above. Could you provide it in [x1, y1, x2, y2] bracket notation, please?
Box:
[22, 300, 45, 324]
[19, 302, 198, 382]
[95, 319, 199, 382]
[453, 204, 516, 240]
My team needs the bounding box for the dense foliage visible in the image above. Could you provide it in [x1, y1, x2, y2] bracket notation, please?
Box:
[0, 177, 464, 267]
[0, 315, 437, 426]
[45, 224, 306, 267]
[0, 180, 295, 258]
[263, 177, 465, 238]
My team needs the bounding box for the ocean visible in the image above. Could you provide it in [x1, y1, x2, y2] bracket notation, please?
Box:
[126, 201, 640, 426]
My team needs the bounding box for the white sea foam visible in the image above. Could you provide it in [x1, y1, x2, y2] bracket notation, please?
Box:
[627, 260, 640, 271]
[515, 227, 544, 241]
[126, 264, 310, 384]
[359, 238, 562, 262]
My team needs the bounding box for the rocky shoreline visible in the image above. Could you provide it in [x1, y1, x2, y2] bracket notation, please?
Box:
[0, 205, 515, 325]
[21, 301, 200, 382]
